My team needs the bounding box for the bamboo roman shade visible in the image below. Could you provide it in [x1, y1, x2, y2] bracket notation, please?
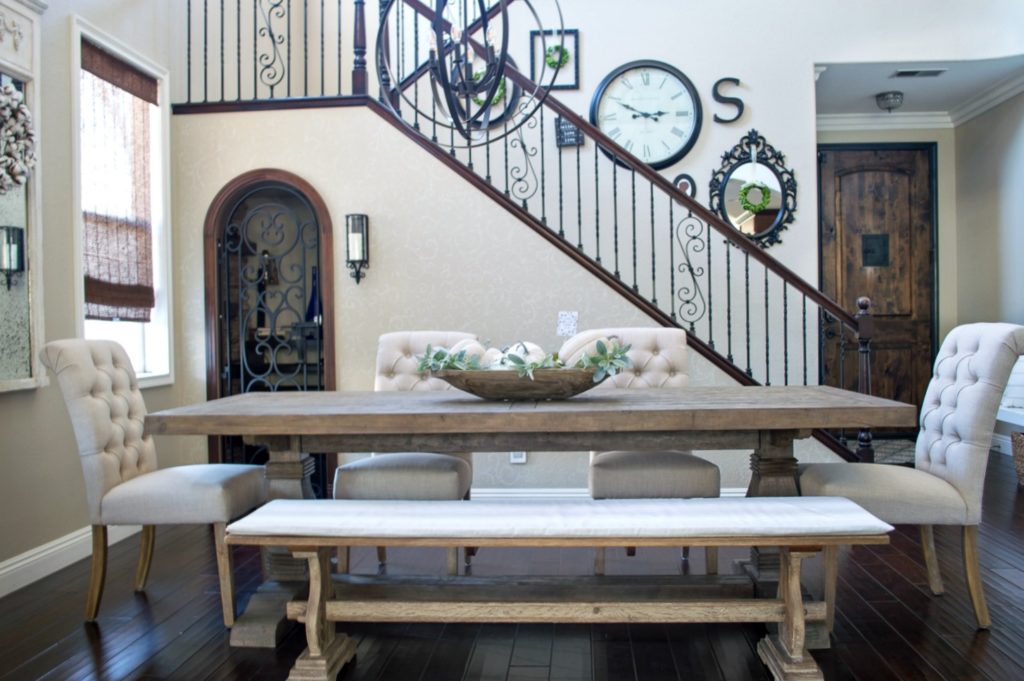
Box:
[80, 39, 158, 322]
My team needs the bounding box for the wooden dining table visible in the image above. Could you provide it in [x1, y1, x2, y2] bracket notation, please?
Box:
[146, 384, 917, 647]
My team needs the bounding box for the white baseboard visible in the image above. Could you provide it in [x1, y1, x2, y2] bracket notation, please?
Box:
[472, 487, 746, 499]
[0, 524, 140, 599]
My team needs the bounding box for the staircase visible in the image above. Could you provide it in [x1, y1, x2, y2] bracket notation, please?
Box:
[175, 0, 875, 461]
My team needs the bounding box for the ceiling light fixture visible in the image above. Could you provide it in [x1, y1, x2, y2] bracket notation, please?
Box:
[875, 90, 904, 113]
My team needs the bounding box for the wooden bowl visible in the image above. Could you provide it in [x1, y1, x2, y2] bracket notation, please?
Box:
[434, 368, 605, 401]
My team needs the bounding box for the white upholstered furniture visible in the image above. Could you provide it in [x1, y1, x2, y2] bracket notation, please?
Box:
[333, 330, 478, 573]
[558, 327, 722, 573]
[226, 496, 893, 681]
[41, 339, 266, 626]
[800, 322, 1024, 630]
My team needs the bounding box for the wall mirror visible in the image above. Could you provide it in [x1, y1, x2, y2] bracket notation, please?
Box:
[709, 129, 796, 248]
[0, 1, 44, 392]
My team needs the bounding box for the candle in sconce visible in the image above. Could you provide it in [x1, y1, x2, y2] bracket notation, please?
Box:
[348, 231, 364, 261]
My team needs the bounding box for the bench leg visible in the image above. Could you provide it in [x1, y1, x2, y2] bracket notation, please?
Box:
[756, 548, 824, 681]
[288, 548, 356, 681]
[594, 548, 605, 575]
[822, 545, 836, 633]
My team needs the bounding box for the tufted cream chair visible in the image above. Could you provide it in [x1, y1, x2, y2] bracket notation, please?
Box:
[801, 323, 1024, 630]
[41, 339, 266, 626]
[334, 330, 478, 574]
[558, 327, 721, 574]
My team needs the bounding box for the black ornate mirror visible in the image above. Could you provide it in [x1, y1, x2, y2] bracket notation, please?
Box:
[709, 129, 796, 248]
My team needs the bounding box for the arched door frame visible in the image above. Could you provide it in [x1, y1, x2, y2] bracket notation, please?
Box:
[202, 169, 337, 458]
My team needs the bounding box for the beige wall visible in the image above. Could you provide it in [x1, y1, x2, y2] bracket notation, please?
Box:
[0, 0, 188, 563]
[2, 0, 1023, 569]
[955, 91, 1024, 325]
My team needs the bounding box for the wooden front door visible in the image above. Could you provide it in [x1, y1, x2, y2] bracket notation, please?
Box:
[819, 145, 935, 417]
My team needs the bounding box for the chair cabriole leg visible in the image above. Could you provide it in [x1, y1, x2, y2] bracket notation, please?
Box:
[919, 524, 945, 595]
[134, 525, 155, 591]
[86, 525, 108, 621]
[963, 525, 991, 629]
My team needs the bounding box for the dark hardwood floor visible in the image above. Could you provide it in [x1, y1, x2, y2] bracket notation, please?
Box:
[3, 451, 1024, 680]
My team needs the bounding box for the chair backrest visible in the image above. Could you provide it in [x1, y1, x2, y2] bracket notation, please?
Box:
[40, 339, 157, 524]
[916, 323, 1024, 523]
[558, 327, 689, 390]
[374, 330, 478, 392]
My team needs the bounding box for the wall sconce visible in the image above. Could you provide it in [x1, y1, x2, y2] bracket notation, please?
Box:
[0, 225, 24, 290]
[345, 214, 369, 284]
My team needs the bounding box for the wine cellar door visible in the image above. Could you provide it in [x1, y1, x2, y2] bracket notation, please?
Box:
[204, 170, 335, 495]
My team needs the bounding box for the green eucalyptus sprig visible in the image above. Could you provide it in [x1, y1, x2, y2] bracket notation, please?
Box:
[505, 351, 562, 379]
[574, 339, 632, 382]
[417, 345, 482, 372]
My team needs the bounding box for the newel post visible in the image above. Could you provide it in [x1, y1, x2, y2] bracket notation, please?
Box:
[352, 0, 368, 95]
[855, 296, 875, 462]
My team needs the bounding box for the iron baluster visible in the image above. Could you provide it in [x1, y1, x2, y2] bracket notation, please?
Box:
[236, 0, 241, 100]
[855, 297, 875, 462]
[203, 0, 209, 102]
[320, 0, 324, 96]
[726, 242, 733, 364]
[287, 0, 292, 97]
[612, 162, 619, 278]
[556, 135, 564, 237]
[575, 142, 582, 248]
[539, 107, 546, 225]
[593, 142, 599, 261]
[649, 184, 656, 305]
[252, 0, 257, 98]
[303, 0, 308, 96]
[669, 202, 676, 321]
[706, 216, 713, 349]
[219, 0, 225, 101]
[412, 9, 419, 127]
[764, 267, 770, 385]
[630, 169, 637, 292]
[503, 116, 510, 194]
[783, 282, 789, 385]
[802, 297, 807, 385]
[377, 0, 391, 103]
[187, 1, 192, 102]
[744, 250, 751, 377]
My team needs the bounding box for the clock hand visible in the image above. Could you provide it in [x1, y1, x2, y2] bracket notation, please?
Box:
[618, 102, 651, 119]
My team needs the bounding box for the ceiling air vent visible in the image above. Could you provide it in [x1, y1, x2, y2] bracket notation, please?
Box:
[891, 68, 947, 78]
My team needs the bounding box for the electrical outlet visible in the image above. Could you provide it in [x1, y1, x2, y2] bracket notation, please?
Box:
[509, 451, 527, 464]
[557, 311, 579, 337]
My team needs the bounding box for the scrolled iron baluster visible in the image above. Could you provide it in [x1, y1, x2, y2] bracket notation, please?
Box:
[673, 211, 707, 329]
[508, 102, 540, 205]
[257, 0, 288, 94]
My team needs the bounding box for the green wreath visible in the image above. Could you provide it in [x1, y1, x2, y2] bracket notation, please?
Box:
[471, 71, 507, 107]
[545, 44, 570, 69]
[739, 182, 772, 213]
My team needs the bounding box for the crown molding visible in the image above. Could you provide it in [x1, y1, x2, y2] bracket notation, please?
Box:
[950, 72, 1024, 126]
[8, 0, 47, 14]
[816, 111, 953, 132]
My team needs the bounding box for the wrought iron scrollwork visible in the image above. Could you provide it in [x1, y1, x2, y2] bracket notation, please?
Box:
[257, 0, 287, 91]
[508, 102, 540, 203]
[673, 212, 707, 327]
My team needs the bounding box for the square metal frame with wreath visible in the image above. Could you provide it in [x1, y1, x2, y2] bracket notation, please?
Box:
[529, 28, 579, 90]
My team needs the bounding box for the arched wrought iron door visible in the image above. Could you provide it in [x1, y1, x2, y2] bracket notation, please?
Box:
[205, 171, 336, 497]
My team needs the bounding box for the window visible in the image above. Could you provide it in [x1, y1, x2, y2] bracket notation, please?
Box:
[74, 20, 172, 384]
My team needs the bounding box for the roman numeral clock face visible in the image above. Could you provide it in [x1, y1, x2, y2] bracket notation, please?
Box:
[589, 60, 702, 170]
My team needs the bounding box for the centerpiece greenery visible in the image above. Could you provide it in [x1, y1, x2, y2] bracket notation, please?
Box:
[418, 338, 632, 382]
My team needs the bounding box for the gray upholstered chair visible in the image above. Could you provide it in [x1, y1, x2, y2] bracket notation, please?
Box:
[800, 322, 1024, 630]
[333, 330, 478, 574]
[558, 327, 722, 574]
[41, 339, 266, 626]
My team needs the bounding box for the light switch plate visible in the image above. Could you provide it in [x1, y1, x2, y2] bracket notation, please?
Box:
[509, 451, 527, 464]
[556, 311, 579, 337]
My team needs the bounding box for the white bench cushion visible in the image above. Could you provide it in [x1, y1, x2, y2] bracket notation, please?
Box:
[227, 497, 892, 539]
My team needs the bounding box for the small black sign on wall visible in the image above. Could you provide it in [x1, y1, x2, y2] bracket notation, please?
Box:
[555, 116, 584, 147]
[862, 234, 890, 267]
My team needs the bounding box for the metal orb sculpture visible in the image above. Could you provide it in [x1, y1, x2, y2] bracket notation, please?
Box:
[376, 0, 564, 147]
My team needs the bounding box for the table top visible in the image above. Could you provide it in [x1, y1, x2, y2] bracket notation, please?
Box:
[146, 385, 917, 437]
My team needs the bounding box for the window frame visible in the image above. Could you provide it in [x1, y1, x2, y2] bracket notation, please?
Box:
[71, 16, 174, 388]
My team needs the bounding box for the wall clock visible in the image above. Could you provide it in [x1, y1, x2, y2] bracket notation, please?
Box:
[589, 60, 702, 169]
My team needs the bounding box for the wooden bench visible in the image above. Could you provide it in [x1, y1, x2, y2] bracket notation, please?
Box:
[226, 496, 892, 681]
